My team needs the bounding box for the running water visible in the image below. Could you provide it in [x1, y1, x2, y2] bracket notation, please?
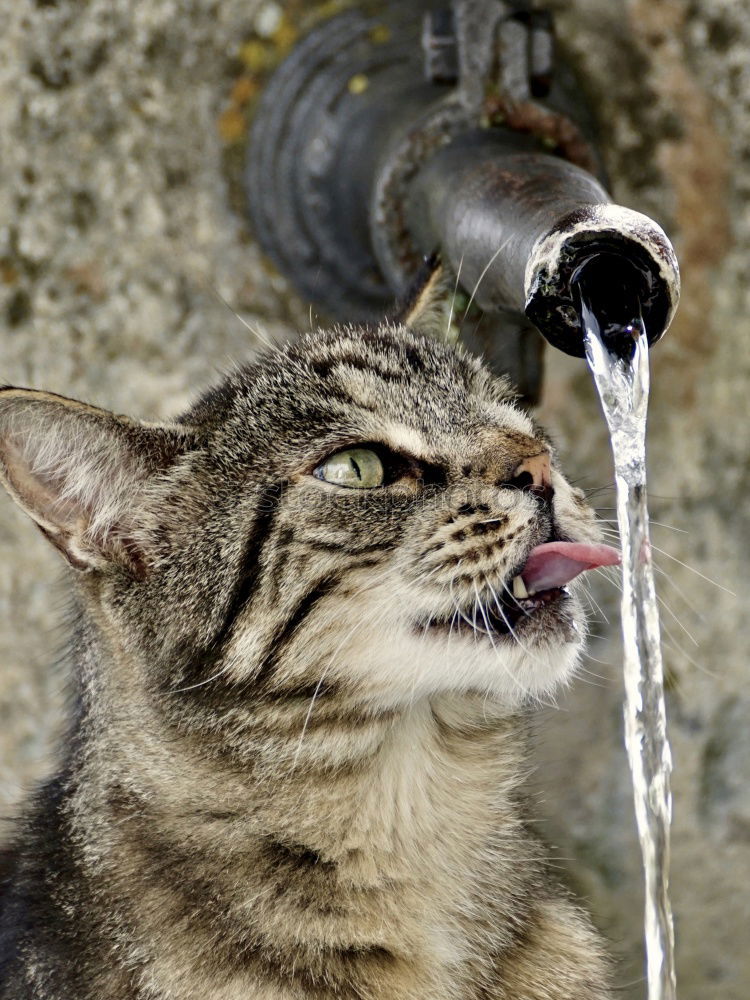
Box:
[579, 291, 677, 1000]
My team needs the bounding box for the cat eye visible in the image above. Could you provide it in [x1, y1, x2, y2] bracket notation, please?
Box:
[315, 447, 385, 489]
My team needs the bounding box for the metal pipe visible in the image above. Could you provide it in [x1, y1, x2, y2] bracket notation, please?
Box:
[405, 134, 679, 357]
[243, 0, 680, 382]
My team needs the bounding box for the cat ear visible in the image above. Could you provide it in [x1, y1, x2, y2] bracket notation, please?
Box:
[0, 388, 197, 577]
[393, 254, 452, 337]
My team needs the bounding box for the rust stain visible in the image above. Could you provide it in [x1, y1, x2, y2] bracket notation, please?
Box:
[0, 262, 19, 285]
[482, 94, 599, 175]
[230, 75, 259, 107]
[217, 107, 247, 144]
[64, 262, 107, 301]
[271, 18, 299, 51]
[239, 39, 274, 74]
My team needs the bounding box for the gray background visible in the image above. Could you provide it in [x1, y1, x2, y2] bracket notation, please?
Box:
[0, 1, 747, 997]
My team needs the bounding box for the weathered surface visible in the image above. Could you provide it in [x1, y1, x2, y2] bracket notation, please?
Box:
[0, 1, 747, 997]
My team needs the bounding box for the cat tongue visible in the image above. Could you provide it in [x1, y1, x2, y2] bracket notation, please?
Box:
[520, 542, 621, 594]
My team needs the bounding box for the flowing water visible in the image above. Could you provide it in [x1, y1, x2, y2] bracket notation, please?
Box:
[580, 296, 676, 1000]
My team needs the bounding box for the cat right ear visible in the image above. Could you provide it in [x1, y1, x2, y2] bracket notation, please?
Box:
[393, 253, 452, 338]
[0, 388, 197, 578]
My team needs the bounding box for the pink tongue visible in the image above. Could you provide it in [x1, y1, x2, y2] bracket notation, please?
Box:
[521, 541, 621, 593]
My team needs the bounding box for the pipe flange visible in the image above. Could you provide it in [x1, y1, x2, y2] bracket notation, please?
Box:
[244, 5, 435, 320]
[370, 95, 474, 294]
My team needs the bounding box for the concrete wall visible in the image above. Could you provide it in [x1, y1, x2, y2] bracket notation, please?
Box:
[0, 1, 747, 996]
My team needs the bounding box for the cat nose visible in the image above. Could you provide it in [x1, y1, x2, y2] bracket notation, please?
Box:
[509, 452, 554, 504]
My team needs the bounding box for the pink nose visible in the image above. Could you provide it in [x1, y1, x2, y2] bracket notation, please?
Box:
[510, 452, 554, 502]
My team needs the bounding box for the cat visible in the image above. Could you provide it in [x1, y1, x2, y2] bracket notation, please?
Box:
[0, 287, 615, 998]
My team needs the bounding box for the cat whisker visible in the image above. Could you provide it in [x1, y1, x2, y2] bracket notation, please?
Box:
[473, 579, 536, 713]
[208, 284, 284, 356]
[597, 527, 622, 539]
[172, 662, 235, 694]
[584, 486, 618, 498]
[572, 661, 613, 686]
[655, 592, 699, 647]
[596, 517, 687, 534]
[445, 254, 465, 344]
[578, 645, 616, 667]
[645, 520, 688, 533]
[597, 565, 623, 591]
[290, 607, 388, 773]
[481, 576, 558, 710]
[652, 564, 708, 624]
[647, 543, 737, 596]
[598, 533, 736, 603]
[576, 579, 611, 624]
[291, 673, 331, 773]
[588, 562, 715, 678]
[660, 634, 719, 681]
[470, 591, 484, 635]
[463, 236, 513, 318]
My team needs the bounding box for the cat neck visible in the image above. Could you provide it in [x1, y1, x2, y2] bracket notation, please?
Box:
[72, 600, 532, 880]
[81, 686, 530, 879]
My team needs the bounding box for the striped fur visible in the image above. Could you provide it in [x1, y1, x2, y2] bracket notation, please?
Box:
[0, 326, 611, 998]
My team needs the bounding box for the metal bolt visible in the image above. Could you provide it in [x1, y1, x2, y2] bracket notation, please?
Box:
[422, 9, 459, 85]
[529, 9, 555, 98]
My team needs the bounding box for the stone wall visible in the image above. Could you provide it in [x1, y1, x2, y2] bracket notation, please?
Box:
[0, 1, 747, 997]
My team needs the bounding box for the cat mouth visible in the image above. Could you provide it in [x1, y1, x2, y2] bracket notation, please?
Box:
[424, 584, 571, 641]
[419, 541, 620, 641]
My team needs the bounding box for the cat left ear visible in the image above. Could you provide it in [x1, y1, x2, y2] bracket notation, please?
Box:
[0, 388, 197, 577]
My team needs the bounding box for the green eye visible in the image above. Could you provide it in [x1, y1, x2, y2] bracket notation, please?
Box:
[316, 448, 385, 489]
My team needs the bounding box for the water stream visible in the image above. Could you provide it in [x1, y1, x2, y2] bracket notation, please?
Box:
[579, 296, 677, 1000]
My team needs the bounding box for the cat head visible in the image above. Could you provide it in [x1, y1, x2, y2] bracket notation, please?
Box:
[0, 323, 606, 746]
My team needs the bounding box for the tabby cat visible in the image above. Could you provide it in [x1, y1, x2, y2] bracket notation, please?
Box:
[0, 290, 616, 998]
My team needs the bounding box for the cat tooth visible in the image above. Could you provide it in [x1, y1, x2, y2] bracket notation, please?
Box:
[512, 575, 529, 599]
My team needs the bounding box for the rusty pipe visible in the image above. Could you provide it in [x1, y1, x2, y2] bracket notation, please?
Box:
[405, 133, 680, 357]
